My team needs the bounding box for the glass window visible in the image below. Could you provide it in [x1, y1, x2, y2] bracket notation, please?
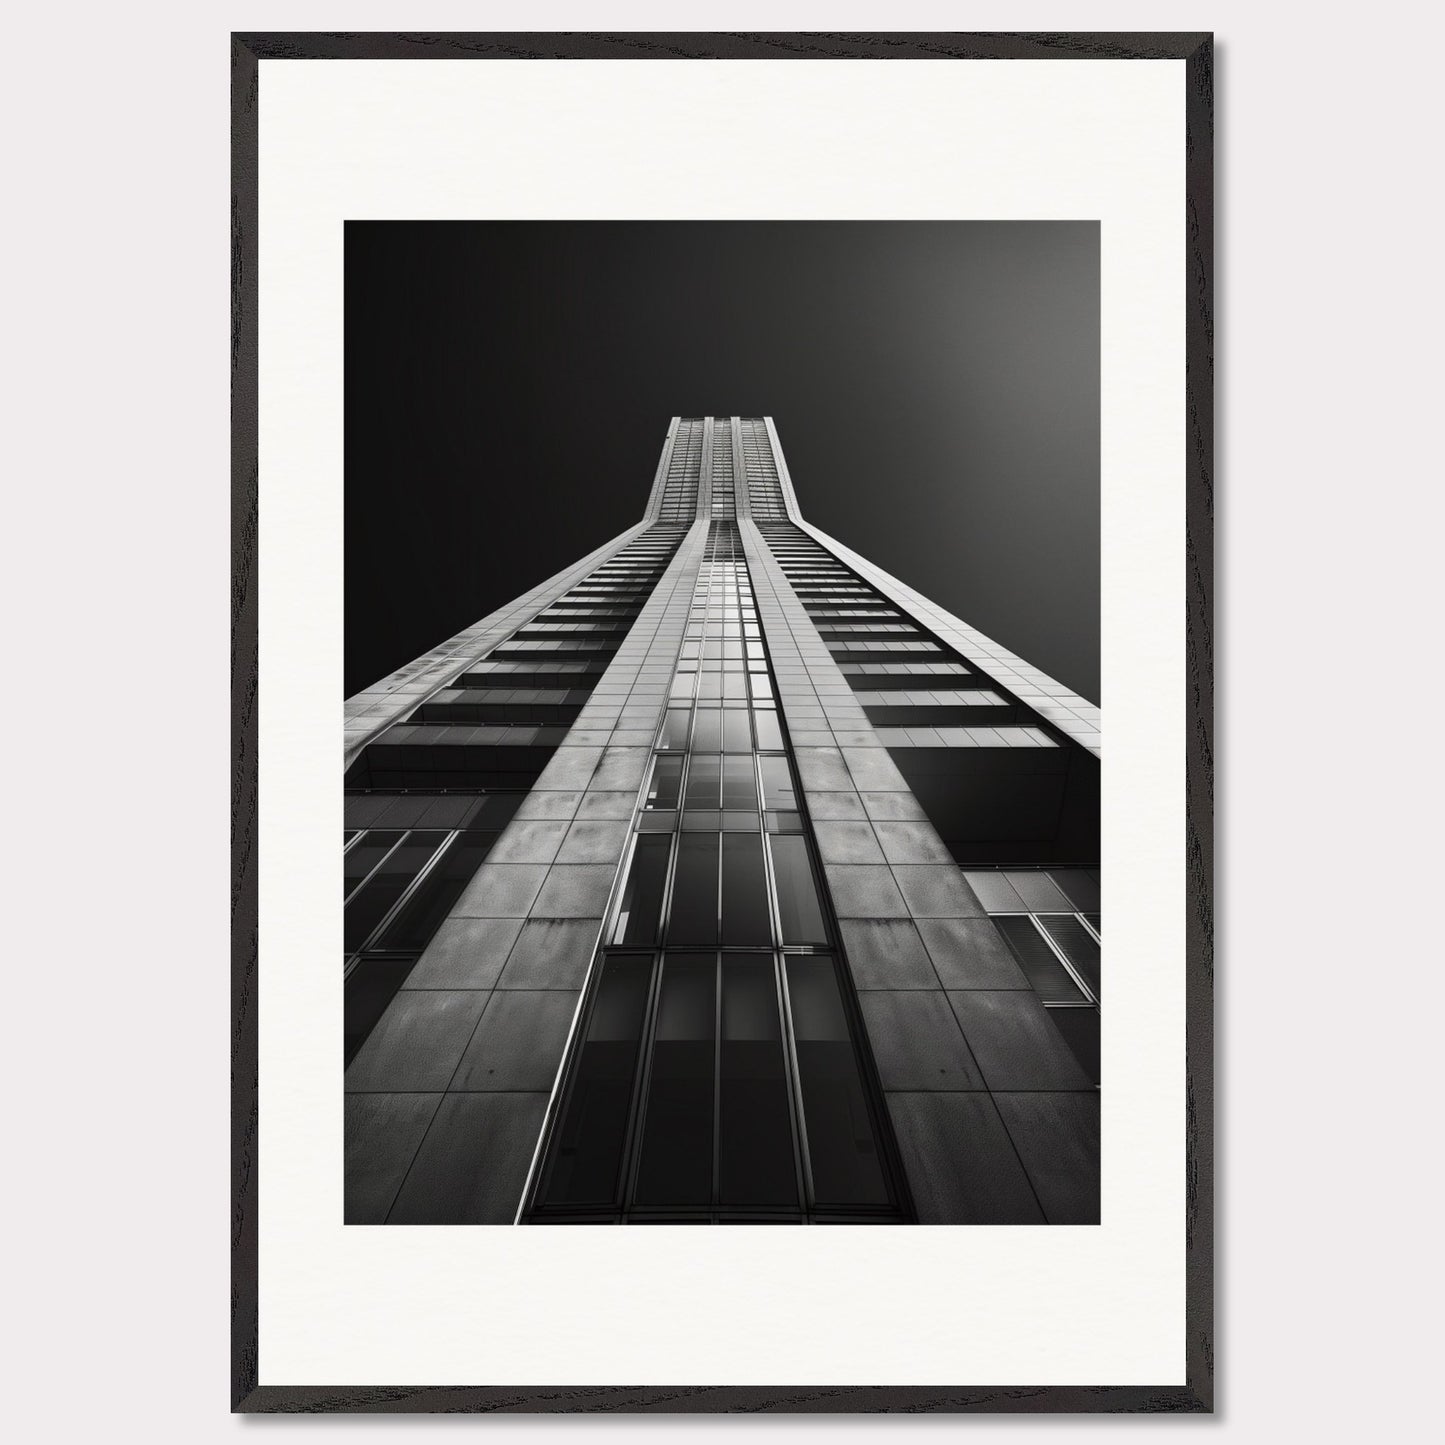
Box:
[784, 956, 889, 1207]
[645, 754, 683, 810]
[721, 834, 772, 946]
[684, 755, 721, 809]
[344, 831, 448, 951]
[719, 955, 797, 1207]
[633, 955, 716, 1207]
[720, 755, 759, 810]
[612, 834, 671, 945]
[721, 709, 753, 752]
[765, 811, 803, 834]
[668, 835, 719, 945]
[658, 707, 691, 751]
[769, 835, 828, 945]
[752, 710, 784, 751]
[344, 829, 403, 899]
[691, 710, 722, 752]
[375, 829, 501, 951]
[758, 756, 796, 811]
[537, 954, 654, 1207]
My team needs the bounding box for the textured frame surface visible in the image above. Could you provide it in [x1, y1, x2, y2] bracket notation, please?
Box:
[231, 29, 1213, 1413]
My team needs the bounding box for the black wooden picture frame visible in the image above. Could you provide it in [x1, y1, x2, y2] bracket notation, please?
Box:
[231, 30, 1213, 1414]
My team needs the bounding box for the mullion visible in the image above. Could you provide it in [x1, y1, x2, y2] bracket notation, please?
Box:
[343, 828, 407, 904]
[351, 831, 457, 953]
[529, 522, 904, 1224]
[617, 949, 670, 1213]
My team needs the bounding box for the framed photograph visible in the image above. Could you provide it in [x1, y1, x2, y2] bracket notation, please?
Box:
[233, 31, 1213, 1412]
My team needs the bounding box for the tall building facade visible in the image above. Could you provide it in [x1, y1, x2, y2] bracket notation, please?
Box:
[344, 418, 1100, 1225]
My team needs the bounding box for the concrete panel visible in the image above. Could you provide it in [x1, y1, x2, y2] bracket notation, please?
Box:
[872, 820, 956, 865]
[947, 991, 1094, 1091]
[793, 747, 853, 791]
[576, 791, 638, 820]
[406, 916, 525, 991]
[498, 918, 601, 990]
[485, 821, 568, 866]
[344, 990, 491, 1093]
[916, 918, 1032, 990]
[886, 1092, 1045, 1224]
[555, 818, 632, 865]
[805, 791, 868, 820]
[857, 991, 983, 1090]
[813, 820, 887, 866]
[344, 1093, 443, 1224]
[858, 790, 930, 822]
[591, 747, 649, 792]
[821, 863, 910, 919]
[386, 1092, 549, 1224]
[838, 919, 938, 990]
[451, 863, 548, 919]
[533, 747, 602, 791]
[842, 747, 909, 792]
[890, 865, 988, 918]
[530, 864, 616, 918]
[451, 990, 580, 1092]
[514, 789, 585, 820]
[993, 1092, 1100, 1224]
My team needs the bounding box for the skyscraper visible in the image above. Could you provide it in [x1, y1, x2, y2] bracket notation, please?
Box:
[344, 417, 1100, 1225]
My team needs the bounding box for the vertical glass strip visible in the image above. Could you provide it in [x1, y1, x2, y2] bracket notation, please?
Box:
[784, 955, 890, 1207]
[633, 955, 716, 1206]
[528, 521, 904, 1222]
[536, 954, 654, 1208]
[719, 954, 798, 1207]
[612, 834, 671, 946]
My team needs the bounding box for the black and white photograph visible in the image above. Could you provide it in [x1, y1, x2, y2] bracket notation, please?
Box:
[341, 221, 1103, 1227]
[224, 26, 1222, 1413]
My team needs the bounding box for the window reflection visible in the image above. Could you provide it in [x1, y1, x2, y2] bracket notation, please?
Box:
[538, 954, 653, 1207]
[720, 955, 797, 1207]
[612, 835, 670, 945]
[785, 956, 889, 1206]
[668, 835, 719, 945]
[769, 834, 828, 944]
[528, 525, 901, 1222]
[634, 956, 715, 1206]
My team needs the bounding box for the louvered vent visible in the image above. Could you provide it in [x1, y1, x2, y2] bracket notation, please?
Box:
[1036, 915, 1102, 1000]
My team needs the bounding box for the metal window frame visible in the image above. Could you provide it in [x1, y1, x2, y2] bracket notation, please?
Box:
[343, 828, 460, 954]
[523, 523, 909, 1224]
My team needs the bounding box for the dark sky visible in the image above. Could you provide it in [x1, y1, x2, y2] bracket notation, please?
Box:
[346, 222, 1099, 703]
